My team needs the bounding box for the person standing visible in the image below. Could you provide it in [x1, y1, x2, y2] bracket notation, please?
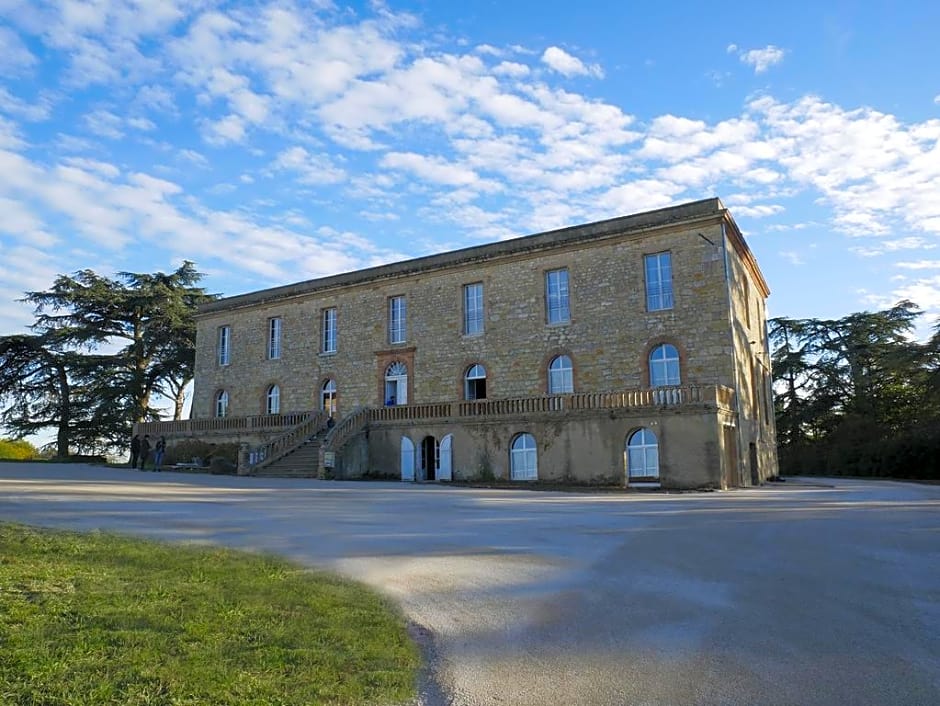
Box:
[153, 436, 166, 471]
[139, 434, 152, 470]
[130, 434, 141, 468]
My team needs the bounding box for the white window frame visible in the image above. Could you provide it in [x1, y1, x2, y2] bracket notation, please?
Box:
[389, 296, 406, 344]
[268, 317, 282, 360]
[650, 343, 681, 387]
[385, 361, 408, 405]
[548, 355, 574, 394]
[464, 363, 487, 400]
[464, 283, 484, 335]
[215, 390, 229, 418]
[645, 252, 674, 311]
[627, 428, 660, 479]
[218, 326, 230, 366]
[509, 432, 539, 480]
[322, 308, 337, 354]
[545, 269, 570, 324]
[266, 384, 280, 415]
[510, 433, 538, 481]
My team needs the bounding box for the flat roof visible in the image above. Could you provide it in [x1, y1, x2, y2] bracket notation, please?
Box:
[198, 197, 763, 315]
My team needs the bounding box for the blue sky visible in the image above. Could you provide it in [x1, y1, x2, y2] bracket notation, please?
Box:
[2, 0, 940, 346]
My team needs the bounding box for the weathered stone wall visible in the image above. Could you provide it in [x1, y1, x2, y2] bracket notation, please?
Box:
[188, 200, 779, 485]
[194, 219, 736, 417]
[723, 222, 779, 483]
[362, 407, 723, 489]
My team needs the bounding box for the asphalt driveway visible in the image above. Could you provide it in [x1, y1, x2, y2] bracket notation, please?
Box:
[1, 464, 938, 705]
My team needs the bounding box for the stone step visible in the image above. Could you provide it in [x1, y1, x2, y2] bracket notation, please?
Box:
[253, 440, 321, 477]
[254, 468, 318, 478]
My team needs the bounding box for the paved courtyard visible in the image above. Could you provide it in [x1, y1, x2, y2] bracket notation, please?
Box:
[1, 464, 938, 705]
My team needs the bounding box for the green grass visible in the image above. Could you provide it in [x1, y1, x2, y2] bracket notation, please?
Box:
[0, 523, 419, 705]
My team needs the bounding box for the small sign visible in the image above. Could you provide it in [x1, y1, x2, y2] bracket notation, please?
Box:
[323, 451, 336, 468]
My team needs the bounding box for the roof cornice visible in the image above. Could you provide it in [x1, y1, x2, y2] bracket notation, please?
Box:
[197, 198, 729, 317]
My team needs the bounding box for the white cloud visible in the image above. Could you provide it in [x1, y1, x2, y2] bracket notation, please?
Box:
[779, 250, 805, 265]
[1, 1, 940, 332]
[271, 146, 346, 185]
[381, 152, 489, 188]
[896, 260, 940, 270]
[541, 46, 603, 78]
[891, 275, 940, 311]
[0, 87, 52, 121]
[178, 149, 208, 168]
[731, 44, 786, 74]
[0, 26, 37, 76]
[493, 61, 530, 78]
[127, 117, 156, 131]
[733, 204, 785, 218]
[84, 109, 124, 139]
[203, 114, 246, 145]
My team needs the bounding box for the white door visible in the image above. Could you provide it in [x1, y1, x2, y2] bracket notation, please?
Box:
[400, 437, 415, 481]
[438, 434, 453, 481]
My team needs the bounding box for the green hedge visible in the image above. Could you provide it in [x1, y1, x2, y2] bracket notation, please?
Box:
[780, 423, 940, 479]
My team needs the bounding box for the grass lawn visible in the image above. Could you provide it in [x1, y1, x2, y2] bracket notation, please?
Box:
[0, 523, 419, 705]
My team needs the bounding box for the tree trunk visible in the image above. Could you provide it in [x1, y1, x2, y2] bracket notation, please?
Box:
[56, 364, 70, 458]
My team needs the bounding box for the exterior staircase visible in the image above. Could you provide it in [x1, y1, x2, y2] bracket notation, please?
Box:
[252, 435, 324, 477]
[247, 411, 330, 478]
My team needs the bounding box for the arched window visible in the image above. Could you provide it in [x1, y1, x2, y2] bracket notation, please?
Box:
[385, 361, 408, 405]
[510, 433, 538, 481]
[649, 344, 680, 387]
[548, 355, 573, 394]
[321, 379, 337, 416]
[266, 384, 280, 415]
[626, 428, 659, 480]
[464, 364, 487, 400]
[215, 390, 229, 418]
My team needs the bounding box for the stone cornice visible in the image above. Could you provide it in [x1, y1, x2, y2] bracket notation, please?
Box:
[197, 198, 732, 317]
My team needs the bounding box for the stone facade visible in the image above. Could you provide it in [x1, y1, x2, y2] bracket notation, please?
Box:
[184, 197, 777, 488]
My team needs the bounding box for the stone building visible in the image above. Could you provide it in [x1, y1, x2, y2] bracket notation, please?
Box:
[140, 197, 777, 488]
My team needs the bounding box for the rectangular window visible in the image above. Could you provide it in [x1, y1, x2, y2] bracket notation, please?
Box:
[645, 252, 674, 311]
[545, 269, 570, 324]
[743, 277, 751, 328]
[322, 308, 337, 353]
[463, 283, 484, 335]
[268, 317, 282, 359]
[217, 326, 230, 366]
[388, 296, 406, 344]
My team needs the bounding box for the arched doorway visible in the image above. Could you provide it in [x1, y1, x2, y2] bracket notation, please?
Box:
[420, 435, 438, 481]
[626, 428, 660, 486]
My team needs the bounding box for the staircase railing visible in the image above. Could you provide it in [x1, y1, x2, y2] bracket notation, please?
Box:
[322, 407, 371, 454]
[249, 411, 329, 472]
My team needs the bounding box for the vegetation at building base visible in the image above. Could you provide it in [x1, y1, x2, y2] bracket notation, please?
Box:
[770, 300, 940, 479]
[0, 523, 419, 706]
[0, 263, 217, 459]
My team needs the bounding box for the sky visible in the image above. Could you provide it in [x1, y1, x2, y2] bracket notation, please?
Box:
[2, 0, 940, 346]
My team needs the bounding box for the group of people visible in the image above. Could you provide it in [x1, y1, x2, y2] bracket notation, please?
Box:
[130, 434, 166, 471]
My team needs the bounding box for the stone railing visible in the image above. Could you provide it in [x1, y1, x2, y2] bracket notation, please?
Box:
[135, 411, 314, 436]
[371, 384, 730, 423]
[248, 411, 330, 470]
[323, 406, 371, 453]
[138, 385, 734, 462]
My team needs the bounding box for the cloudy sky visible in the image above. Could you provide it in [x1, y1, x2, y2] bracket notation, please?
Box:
[2, 0, 939, 340]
